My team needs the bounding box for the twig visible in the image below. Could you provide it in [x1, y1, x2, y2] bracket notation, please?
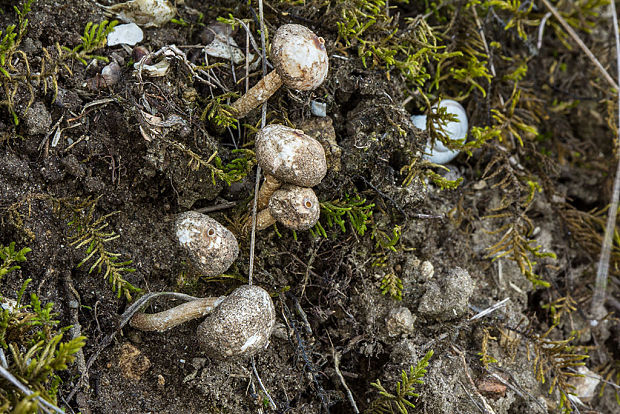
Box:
[591, 0, 620, 318]
[453, 346, 496, 414]
[0, 365, 63, 414]
[468, 298, 509, 321]
[252, 357, 277, 410]
[0, 348, 7, 369]
[248, 0, 269, 286]
[333, 348, 359, 413]
[62, 272, 89, 409]
[540, 0, 618, 90]
[471, 5, 496, 77]
[537, 12, 552, 51]
[282, 297, 330, 410]
[194, 201, 237, 214]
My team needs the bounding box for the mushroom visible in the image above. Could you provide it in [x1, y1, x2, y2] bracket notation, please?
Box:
[197, 284, 276, 359]
[176, 211, 239, 277]
[255, 185, 320, 231]
[410, 99, 468, 164]
[255, 124, 327, 210]
[231, 24, 329, 118]
[129, 285, 276, 359]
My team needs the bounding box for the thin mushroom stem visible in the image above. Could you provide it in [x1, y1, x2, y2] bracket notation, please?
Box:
[231, 70, 282, 118]
[130, 296, 225, 332]
[255, 208, 277, 231]
[256, 174, 282, 210]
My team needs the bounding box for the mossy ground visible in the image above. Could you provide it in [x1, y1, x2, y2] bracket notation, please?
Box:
[1, 0, 619, 413]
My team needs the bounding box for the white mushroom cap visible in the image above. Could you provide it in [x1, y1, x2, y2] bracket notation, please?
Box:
[197, 285, 276, 359]
[272, 24, 329, 90]
[175, 211, 239, 277]
[269, 185, 320, 230]
[411, 99, 468, 164]
[255, 124, 327, 187]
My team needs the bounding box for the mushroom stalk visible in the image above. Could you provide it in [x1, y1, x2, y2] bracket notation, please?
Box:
[232, 70, 283, 118]
[256, 174, 282, 210]
[129, 296, 225, 332]
[255, 208, 277, 230]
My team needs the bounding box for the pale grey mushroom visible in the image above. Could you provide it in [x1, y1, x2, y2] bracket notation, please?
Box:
[129, 285, 276, 360]
[255, 124, 327, 210]
[231, 24, 329, 118]
[256, 185, 320, 231]
[175, 211, 239, 277]
[197, 285, 276, 359]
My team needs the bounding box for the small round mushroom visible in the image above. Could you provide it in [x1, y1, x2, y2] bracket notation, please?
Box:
[197, 285, 276, 359]
[255, 124, 327, 210]
[255, 185, 320, 231]
[176, 211, 239, 277]
[231, 24, 329, 118]
[410, 99, 468, 164]
[129, 285, 276, 360]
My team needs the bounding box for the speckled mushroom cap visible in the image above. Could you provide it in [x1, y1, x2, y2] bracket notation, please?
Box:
[272, 24, 329, 90]
[269, 185, 320, 230]
[256, 124, 327, 187]
[175, 211, 239, 277]
[197, 285, 276, 359]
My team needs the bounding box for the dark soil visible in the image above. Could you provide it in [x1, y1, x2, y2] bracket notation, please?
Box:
[1, 1, 619, 414]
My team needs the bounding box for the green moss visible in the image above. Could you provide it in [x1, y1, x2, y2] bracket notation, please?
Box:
[366, 350, 434, 413]
[310, 194, 374, 238]
[0, 242, 31, 281]
[1, 249, 86, 413]
[61, 20, 118, 65]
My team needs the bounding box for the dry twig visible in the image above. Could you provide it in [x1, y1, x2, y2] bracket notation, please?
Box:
[248, 0, 269, 286]
[591, 0, 620, 318]
[540, 0, 618, 90]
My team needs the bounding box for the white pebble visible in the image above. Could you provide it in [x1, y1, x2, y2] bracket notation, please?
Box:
[311, 100, 327, 117]
[107, 23, 144, 47]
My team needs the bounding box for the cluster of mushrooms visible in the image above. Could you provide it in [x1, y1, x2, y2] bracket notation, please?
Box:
[129, 23, 329, 360]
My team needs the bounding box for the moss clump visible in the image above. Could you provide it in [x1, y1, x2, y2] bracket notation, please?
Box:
[0, 246, 86, 413]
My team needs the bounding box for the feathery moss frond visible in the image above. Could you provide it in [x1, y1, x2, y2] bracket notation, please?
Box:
[367, 350, 434, 413]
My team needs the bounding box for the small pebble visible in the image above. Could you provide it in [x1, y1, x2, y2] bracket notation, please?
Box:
[101, 61, 122, 87]
[132, 45, 151, 63]
[23, 102, 52, 135]
[107, 23, 144, 46]
[311, 100, 327, 117]
[419, 261, 434, 281]
[386, 306, 415, 337]
[569, 366, 600, 402]
[118, 343, 151, 380]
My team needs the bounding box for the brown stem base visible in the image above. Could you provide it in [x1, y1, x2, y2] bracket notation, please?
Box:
[256, 175, 282, 210]
[255, 209, 276, 231]
[129, 296, 225, 332]
[231, 70, 283, 118]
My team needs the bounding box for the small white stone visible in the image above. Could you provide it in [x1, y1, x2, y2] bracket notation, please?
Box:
[569, 366, 600, 402]
[386, 307, 415, 337]
[420, 261, 434, 281]
[107, 23, 144, 47]
[204, 36, 247, 64]
[311, 100, 327, 117]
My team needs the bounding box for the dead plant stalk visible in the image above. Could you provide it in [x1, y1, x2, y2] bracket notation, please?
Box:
[590, 1, 620, 317]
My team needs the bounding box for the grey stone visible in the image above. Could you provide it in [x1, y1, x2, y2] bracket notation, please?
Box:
[418, 267, 475, 321]
[23, 102, 52, 136]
